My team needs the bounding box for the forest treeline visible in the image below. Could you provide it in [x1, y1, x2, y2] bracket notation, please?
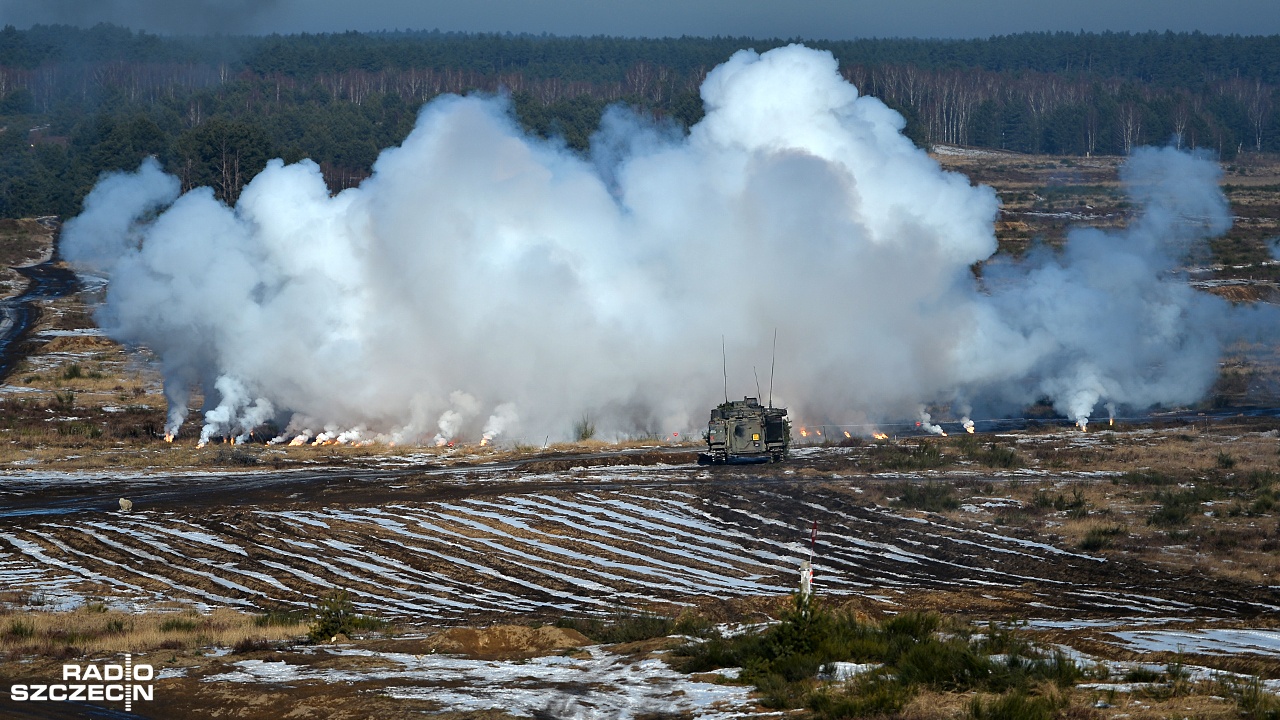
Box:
[1, 24, 1278, 217]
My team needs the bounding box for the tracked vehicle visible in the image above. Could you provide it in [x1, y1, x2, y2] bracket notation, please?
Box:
[701, 396, 790, 464]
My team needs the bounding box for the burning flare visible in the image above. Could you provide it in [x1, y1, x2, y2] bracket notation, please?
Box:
[873, 432, 889, 440]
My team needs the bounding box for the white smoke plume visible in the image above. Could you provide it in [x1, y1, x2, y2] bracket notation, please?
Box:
[965, 146, 1252, 430]
[195, 375, 276, 446]
[432, 391, 481, 445]
[917, 410, 946, 436]
[482, 403, 520, 445]
[61, 44, 1276, 444]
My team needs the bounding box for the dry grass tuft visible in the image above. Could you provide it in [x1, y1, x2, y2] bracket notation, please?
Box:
[0, 606, 308, 658]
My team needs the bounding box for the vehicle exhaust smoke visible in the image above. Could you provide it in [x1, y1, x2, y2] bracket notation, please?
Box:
[61, 44, 1276, 445]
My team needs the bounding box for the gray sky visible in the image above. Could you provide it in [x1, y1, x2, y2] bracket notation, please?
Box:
[3, 0, 1279, 38]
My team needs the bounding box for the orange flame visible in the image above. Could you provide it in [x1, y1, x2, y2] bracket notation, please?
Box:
[288, 435, 307, 446]
[479, 437, 490, 447]
[843, 431, 851, 439]
[799, 427, 808, 438]
[873, 432, 888, 440]
[164, 433, 174, 443]
[966, 426, 975, 434]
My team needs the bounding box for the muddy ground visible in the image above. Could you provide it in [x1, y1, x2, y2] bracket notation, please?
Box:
[1, 437, 1279, 718]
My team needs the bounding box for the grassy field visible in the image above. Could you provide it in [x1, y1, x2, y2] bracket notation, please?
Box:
[0, 603, 308, 659]
[2, 597, 1276, 720]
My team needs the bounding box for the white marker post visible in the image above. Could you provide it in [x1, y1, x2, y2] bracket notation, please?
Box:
[799, 520, 817, 600]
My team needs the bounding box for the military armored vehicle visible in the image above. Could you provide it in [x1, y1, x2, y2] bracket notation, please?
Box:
[701, 396, 790, 464]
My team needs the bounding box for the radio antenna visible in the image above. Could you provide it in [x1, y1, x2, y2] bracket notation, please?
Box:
[768, 328, 777, 408]
[721, 336, 729, 404]
[753, 366, 762, 399]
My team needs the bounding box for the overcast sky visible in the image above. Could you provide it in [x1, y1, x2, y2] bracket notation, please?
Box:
[3, 0, 1278, 38]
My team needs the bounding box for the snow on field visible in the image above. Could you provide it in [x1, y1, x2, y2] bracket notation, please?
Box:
[5, 458, 1280, 715]
[1062, 643, 1280, 694]
[203, 646, 757, 719]
[931, 145, 1016, 159]
[0, 463, 1271, 622]
[1109, 628, 1280, 656]
[1026, 618, 1188, 630]
[34, 328, 106, 337]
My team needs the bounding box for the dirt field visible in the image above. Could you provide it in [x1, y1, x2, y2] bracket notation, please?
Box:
[1, 444, 1279, 718]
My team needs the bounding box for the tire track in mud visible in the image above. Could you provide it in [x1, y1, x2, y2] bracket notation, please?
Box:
[1, 466, 1276, 622]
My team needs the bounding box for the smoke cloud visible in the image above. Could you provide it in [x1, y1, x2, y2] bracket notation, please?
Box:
[61, 44, 1274, 445]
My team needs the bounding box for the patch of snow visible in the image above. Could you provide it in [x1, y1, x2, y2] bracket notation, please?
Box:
[205, 647, 757, 719]
[823, 662, 882, 681]
[35, 328, 105, 337]
[1109, 629, 1280, 656]
[931, 145, 1015, 159]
